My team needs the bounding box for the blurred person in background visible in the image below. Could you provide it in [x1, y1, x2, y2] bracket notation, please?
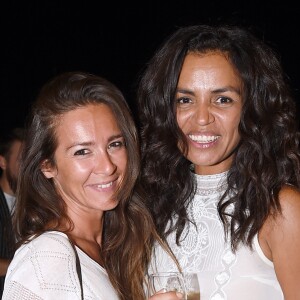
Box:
[0, 127, 25, 298]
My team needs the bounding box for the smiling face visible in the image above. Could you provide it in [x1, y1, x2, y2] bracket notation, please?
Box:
[176, 51, 243, 175]
[41, 103, 127, 216]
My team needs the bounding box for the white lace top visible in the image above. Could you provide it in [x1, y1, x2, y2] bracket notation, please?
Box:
[3, 231, 119, 300]
[149, 172, 283, 300]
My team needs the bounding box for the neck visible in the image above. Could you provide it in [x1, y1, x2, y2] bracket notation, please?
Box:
[67, 208, 103, 244]
[68, 220, 104, 266]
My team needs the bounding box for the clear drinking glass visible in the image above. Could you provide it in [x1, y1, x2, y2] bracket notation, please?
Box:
[182, 272, 200, 300]
[148, 272, 200, 300]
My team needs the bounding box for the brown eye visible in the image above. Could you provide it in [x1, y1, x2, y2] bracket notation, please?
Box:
[215, 96, 233, 105]
[74, 149, 89, 156]
[108, 140, 125, 150]
[177, 97, 191, 104]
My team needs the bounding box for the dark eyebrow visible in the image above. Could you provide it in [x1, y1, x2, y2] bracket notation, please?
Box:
[176, 86, 241, 96]
[108, 134, 124, 142]
[66, 141, 93, 151]
[66, 133, 124, 151]
[176, 88, 195, 96]
[212, 86, 241, 95]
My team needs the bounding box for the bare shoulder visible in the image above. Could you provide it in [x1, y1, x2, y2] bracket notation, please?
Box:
[259, 185, 300, 260]
[273, 185, 300, 238]
[278, 184, 300, 219]
[260, 185, 300, 298]
[280, 184, 300, 199]
[264, 185, 300, 236]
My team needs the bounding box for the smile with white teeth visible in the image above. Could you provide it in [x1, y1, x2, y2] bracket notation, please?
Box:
[188, 134, 220, 143]
[96, 181, 113, 189]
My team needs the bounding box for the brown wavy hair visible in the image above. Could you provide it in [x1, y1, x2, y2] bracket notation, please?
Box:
[14, 72, 171, 299]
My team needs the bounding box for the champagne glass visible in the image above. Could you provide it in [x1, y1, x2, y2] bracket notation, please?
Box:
[148, 272, 200, 300]
[148, 272, 186, 297]
[182, 272, 200, 300]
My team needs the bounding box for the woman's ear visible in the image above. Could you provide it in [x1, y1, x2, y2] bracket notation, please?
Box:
[40, 159, 57, 178]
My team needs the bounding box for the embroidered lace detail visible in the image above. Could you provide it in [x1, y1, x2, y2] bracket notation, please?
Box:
[211, 246, 237, 300]
[195, 172, 228, 196]
[150, 171, 283, 300]
[151, 171, 233, 298]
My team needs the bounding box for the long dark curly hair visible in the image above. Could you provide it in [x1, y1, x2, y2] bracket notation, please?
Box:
[136, 24, 300, 251]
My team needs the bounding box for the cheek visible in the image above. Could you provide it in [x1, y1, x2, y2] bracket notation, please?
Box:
[222, 115, 241, 148]
[229, 114, 241, 137]
[108, 150, 128, 177]
[73, 160, 94, 172]
[56, 160, 92, 182]
[216, 110, 241, 132]
[115, 152, 128, 171]
[176, 111, 189, 131]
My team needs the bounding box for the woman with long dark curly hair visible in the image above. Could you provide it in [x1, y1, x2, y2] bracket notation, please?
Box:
[137, 25, 300, 299]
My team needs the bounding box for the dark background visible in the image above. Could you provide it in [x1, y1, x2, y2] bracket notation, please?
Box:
[1, 1, 299, 132]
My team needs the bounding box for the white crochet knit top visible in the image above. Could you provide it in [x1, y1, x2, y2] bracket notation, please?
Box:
[3, 231, 118, 300]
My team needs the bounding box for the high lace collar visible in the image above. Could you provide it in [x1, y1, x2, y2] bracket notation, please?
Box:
[193, 171, 228, 196]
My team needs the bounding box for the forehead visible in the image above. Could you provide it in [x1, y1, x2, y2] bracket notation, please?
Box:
[54, 103, 120, 142]
[181, 51, 240, 79]
[57, 103, 116, 124]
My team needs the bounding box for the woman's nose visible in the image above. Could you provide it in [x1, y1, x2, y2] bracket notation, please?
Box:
[94, 152, 117, 175]
[194, 103, 214, 125]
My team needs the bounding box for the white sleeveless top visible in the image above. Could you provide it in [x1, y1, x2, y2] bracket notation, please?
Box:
[149, 172, 283, 300]
[3, 231, 119, 300]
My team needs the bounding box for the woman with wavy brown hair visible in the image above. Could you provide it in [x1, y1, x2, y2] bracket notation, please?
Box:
[3, 72, 178, 300]
[137, 25, 300, 299]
